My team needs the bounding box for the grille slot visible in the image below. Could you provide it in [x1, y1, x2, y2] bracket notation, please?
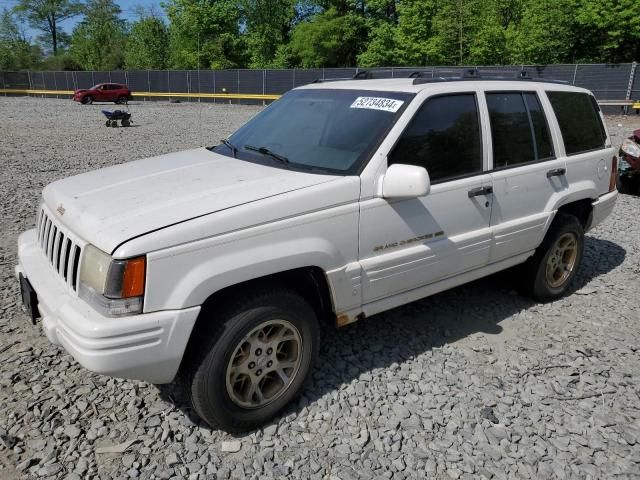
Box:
[36, 207, 83, 291]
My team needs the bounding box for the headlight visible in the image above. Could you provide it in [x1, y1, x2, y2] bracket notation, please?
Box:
[79, 245, 146, 317]
[621, 138, 640, 159]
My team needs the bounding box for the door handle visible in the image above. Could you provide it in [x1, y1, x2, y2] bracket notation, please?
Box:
[546, 167, 566, 178]
[468, 186, 493, 198]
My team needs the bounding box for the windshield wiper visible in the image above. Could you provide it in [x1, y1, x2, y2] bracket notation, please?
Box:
[220, 138, 238, 158]
[244, 144, 290, 165]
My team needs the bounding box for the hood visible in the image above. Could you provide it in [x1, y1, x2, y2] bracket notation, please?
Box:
[43, 148, 337, 254]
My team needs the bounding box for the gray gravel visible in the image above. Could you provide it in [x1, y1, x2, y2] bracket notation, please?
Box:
[1, 96, 640, 480]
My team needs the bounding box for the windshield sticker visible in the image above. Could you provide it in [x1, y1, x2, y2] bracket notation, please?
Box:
[350, 96, 404, 113]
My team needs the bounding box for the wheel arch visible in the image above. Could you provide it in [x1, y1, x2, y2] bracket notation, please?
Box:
[188, 266, 336, 337]
[556, 198, 593, 230]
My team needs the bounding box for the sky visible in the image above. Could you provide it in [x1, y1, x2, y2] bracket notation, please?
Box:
[0, 0, 166, 41]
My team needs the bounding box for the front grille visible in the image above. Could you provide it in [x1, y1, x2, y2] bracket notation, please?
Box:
[36, 206, 83, 291]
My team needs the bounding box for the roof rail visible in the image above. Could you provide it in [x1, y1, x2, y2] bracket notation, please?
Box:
[412, 69, 569, 86]
[352, 70, 373, 79]
[311, 69, 373, 84]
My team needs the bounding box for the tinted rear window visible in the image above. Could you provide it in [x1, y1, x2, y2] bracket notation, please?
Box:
[486, 92, 554, 168]
[546, 91, 606, 155]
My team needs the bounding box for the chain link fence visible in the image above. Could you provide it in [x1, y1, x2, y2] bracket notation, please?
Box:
[1, 63, 638, 104]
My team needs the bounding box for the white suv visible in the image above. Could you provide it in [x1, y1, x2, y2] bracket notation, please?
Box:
[16, 73, 618, 432]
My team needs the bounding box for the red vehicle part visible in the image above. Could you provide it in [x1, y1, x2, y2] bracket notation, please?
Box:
[73, 83, 132, 105]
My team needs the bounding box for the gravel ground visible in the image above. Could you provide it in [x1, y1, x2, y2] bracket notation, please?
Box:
[1, 96, 640, 480]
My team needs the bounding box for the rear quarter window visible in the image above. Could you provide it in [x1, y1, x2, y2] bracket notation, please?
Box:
[546, 91, 606, 155]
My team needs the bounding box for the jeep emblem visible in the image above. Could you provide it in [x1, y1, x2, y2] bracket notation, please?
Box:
[56, 204, 65, 216]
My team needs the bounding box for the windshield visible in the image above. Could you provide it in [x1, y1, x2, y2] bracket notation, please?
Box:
[212, 88, 414, 174]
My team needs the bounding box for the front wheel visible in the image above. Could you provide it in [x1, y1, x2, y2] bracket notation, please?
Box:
[519, 212, 584, 302]
[182, 290, 320, 432]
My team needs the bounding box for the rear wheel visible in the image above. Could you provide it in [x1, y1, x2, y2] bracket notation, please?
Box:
[518, 212, 584, 302]
[182, 289, 320, 432]
[82, 95, 93, 105]
[115, 95, 127, 105]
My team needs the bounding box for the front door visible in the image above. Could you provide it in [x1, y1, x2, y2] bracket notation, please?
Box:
[359, 93, 493, 304]
[485, 90, 568, 262]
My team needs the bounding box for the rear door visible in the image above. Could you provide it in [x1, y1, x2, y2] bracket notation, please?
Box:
[485, 90, 567, 262]
[545, 91, 612, 197]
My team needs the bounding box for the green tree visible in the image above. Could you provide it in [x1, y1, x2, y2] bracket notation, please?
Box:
[125, 15, 168, 69]
[286, 7, 367, 67]
[357, 21, 397, 67]
[69, 0, 126, 70]
[506, 0, 576, 64]
[164, 0, 246, 69]
[14, 0, 83, 55]
[393, 0, 440, 65]
[0, 8, 41, 69]
[241, 0, 297, 68]
[574, 0, 640, 62]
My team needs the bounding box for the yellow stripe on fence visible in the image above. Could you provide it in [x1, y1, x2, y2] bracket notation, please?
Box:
[0, 88, 281, 101]
[1, 88, 637, 109]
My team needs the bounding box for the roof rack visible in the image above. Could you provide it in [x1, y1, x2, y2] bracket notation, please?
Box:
[311, 68, 570, 86]
[412, 68, 569, 85]
[312, 69, 375, 83]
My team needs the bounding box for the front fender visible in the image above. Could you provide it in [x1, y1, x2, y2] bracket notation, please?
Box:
[153, 238, 342, 311]
[142, 200, 359, 312]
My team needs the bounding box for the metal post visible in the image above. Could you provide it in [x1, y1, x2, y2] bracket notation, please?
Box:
[147, 70, 151, 102]
[53, 71, 58, 99]
[262, 69, 266, 106]
[624, 62, 637, 114]
[212, 70, 216, 105]
[572, 64, 578, 85]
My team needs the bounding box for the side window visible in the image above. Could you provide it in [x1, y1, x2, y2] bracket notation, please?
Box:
[389, 94, 482, 183]
[546, 91, 606, 155]
[486, 92, 554, 169]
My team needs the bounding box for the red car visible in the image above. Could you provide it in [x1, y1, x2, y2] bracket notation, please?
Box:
[73, 83, 133, 105]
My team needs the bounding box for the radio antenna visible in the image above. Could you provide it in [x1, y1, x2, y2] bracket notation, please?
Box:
[197, 31, 203, 147]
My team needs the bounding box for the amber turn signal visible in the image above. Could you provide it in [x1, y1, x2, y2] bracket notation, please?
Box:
[122, 256, 146, 298]
[609, 156, 618, 192]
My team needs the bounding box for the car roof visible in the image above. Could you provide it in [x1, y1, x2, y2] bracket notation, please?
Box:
[296, 77, 592, 95]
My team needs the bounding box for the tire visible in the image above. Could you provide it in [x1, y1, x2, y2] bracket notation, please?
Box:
[518, 212, 584, 302]
[182, 289, 320, 432]
[115, 95, 127, 105]
[617, 175, 630, 194]
[111, 120, 118, 127]
[82, 95, 93, 105]
[105, 120, 110, 127]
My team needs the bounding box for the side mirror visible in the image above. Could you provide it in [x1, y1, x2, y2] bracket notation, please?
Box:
[382, 164, 431, 199]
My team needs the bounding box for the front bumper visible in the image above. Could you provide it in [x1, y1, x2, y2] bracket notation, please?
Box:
[16, 229, 200, 384]
[588, 190, 618, 232]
